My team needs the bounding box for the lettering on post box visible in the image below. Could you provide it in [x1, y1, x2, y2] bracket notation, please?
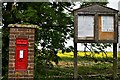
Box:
[15, 38, 28, 71]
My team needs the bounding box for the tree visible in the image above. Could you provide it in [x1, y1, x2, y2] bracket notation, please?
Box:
[80, 0, 108, 8]
[2, 2, 74, 79]
[2, 1, 111, 79]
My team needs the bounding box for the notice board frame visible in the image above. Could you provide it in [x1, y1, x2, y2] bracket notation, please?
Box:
[74, 5, 119, 43]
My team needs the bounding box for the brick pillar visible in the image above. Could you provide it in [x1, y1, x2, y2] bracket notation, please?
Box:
[8, 24, 37, 80]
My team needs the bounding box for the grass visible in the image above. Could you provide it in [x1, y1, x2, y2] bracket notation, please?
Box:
[35, 52, 120, 80]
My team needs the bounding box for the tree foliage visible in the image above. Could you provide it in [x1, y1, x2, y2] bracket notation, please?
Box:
[80, 1, 108, 8]
[2, 1, 112, 79]
[2, 2, 74, 79]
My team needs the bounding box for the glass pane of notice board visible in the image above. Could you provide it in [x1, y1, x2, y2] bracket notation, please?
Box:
[98, 16, 114, 40]
[78, 16, 94, 40]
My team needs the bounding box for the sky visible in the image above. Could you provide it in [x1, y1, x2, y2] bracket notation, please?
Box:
[107, 0, 119, 10]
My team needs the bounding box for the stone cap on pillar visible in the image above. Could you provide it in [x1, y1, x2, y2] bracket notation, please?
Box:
[8, 24, 39, 29]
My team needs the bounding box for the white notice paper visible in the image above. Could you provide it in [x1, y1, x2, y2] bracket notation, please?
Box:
[20, 50, 23, 58]
[78, 16, 94, 38]
[101, 16, 114, 32]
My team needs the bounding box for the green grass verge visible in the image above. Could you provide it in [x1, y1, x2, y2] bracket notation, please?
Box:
[35, 52, 120, 80]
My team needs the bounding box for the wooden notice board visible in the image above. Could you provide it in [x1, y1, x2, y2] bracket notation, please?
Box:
[98, 16, 114, 40]
[74, 4, 118, 43]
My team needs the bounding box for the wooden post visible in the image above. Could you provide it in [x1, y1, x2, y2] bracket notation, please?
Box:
[74, 42, 78, 80]
[113, 43, 118, 80]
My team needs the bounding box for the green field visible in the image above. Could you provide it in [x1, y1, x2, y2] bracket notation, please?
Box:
[35, 52, 120, 80]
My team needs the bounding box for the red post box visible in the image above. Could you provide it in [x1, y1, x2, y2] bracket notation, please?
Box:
[15, 38, 28, 71]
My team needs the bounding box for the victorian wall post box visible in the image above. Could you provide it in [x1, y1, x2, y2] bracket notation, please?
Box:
[15, 38, 28, 71]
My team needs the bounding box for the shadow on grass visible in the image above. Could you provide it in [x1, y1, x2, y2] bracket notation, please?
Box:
[60, 55, 117, 63]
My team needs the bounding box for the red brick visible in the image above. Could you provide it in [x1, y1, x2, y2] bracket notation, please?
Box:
[29, 38, 34, 41]
[18, 28, 27, 31]
[9, 46, 15, 49]
[9, 27, 35, 79]
[10, 29, 18, 32]
[28, 48, 34, 51]
[8, 78, 16, 80]
[9, 52, 15, 55]
[24, 74, 28, 77]
[28, 60, 34, 63]
[28, 46, 34, 49]
[10, 34, 15, 38]
[29, 43, 34, 46]
[9, 39, 16, 42]
[28, 54, 34, 56]
[8, 70, 14, 74]
[9, 42, 15, 47]
[9, 56, 15, 60]
[10, 28, 16, 31]
[9, 59, 15, 63]
[30, 56, 34, 59]
[11, 32, 19, 34]
[28, 70, 34, 74]
[27, 66, 34, 70]
[17, 36, 28, 39]
[8, 67, 15, 70]
[29, 35, 34, 38]
[26, 32, 34, 35]
[28, 63, 34, 67]
[30, 63, 34, 66]
[9, 63, 15, 68]
[9, 49, 15, 52]
[15, 77, 25, 80]
[28, 77, 34, 80]
[28, 52, 34, 55]
[28, 74, 34, 77]
[31, 29, 35, 33]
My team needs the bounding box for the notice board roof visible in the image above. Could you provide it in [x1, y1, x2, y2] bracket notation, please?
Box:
[74, 4, 119, 13]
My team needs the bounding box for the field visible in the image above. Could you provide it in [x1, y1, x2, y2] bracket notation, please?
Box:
[35, 52, 120, 80]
